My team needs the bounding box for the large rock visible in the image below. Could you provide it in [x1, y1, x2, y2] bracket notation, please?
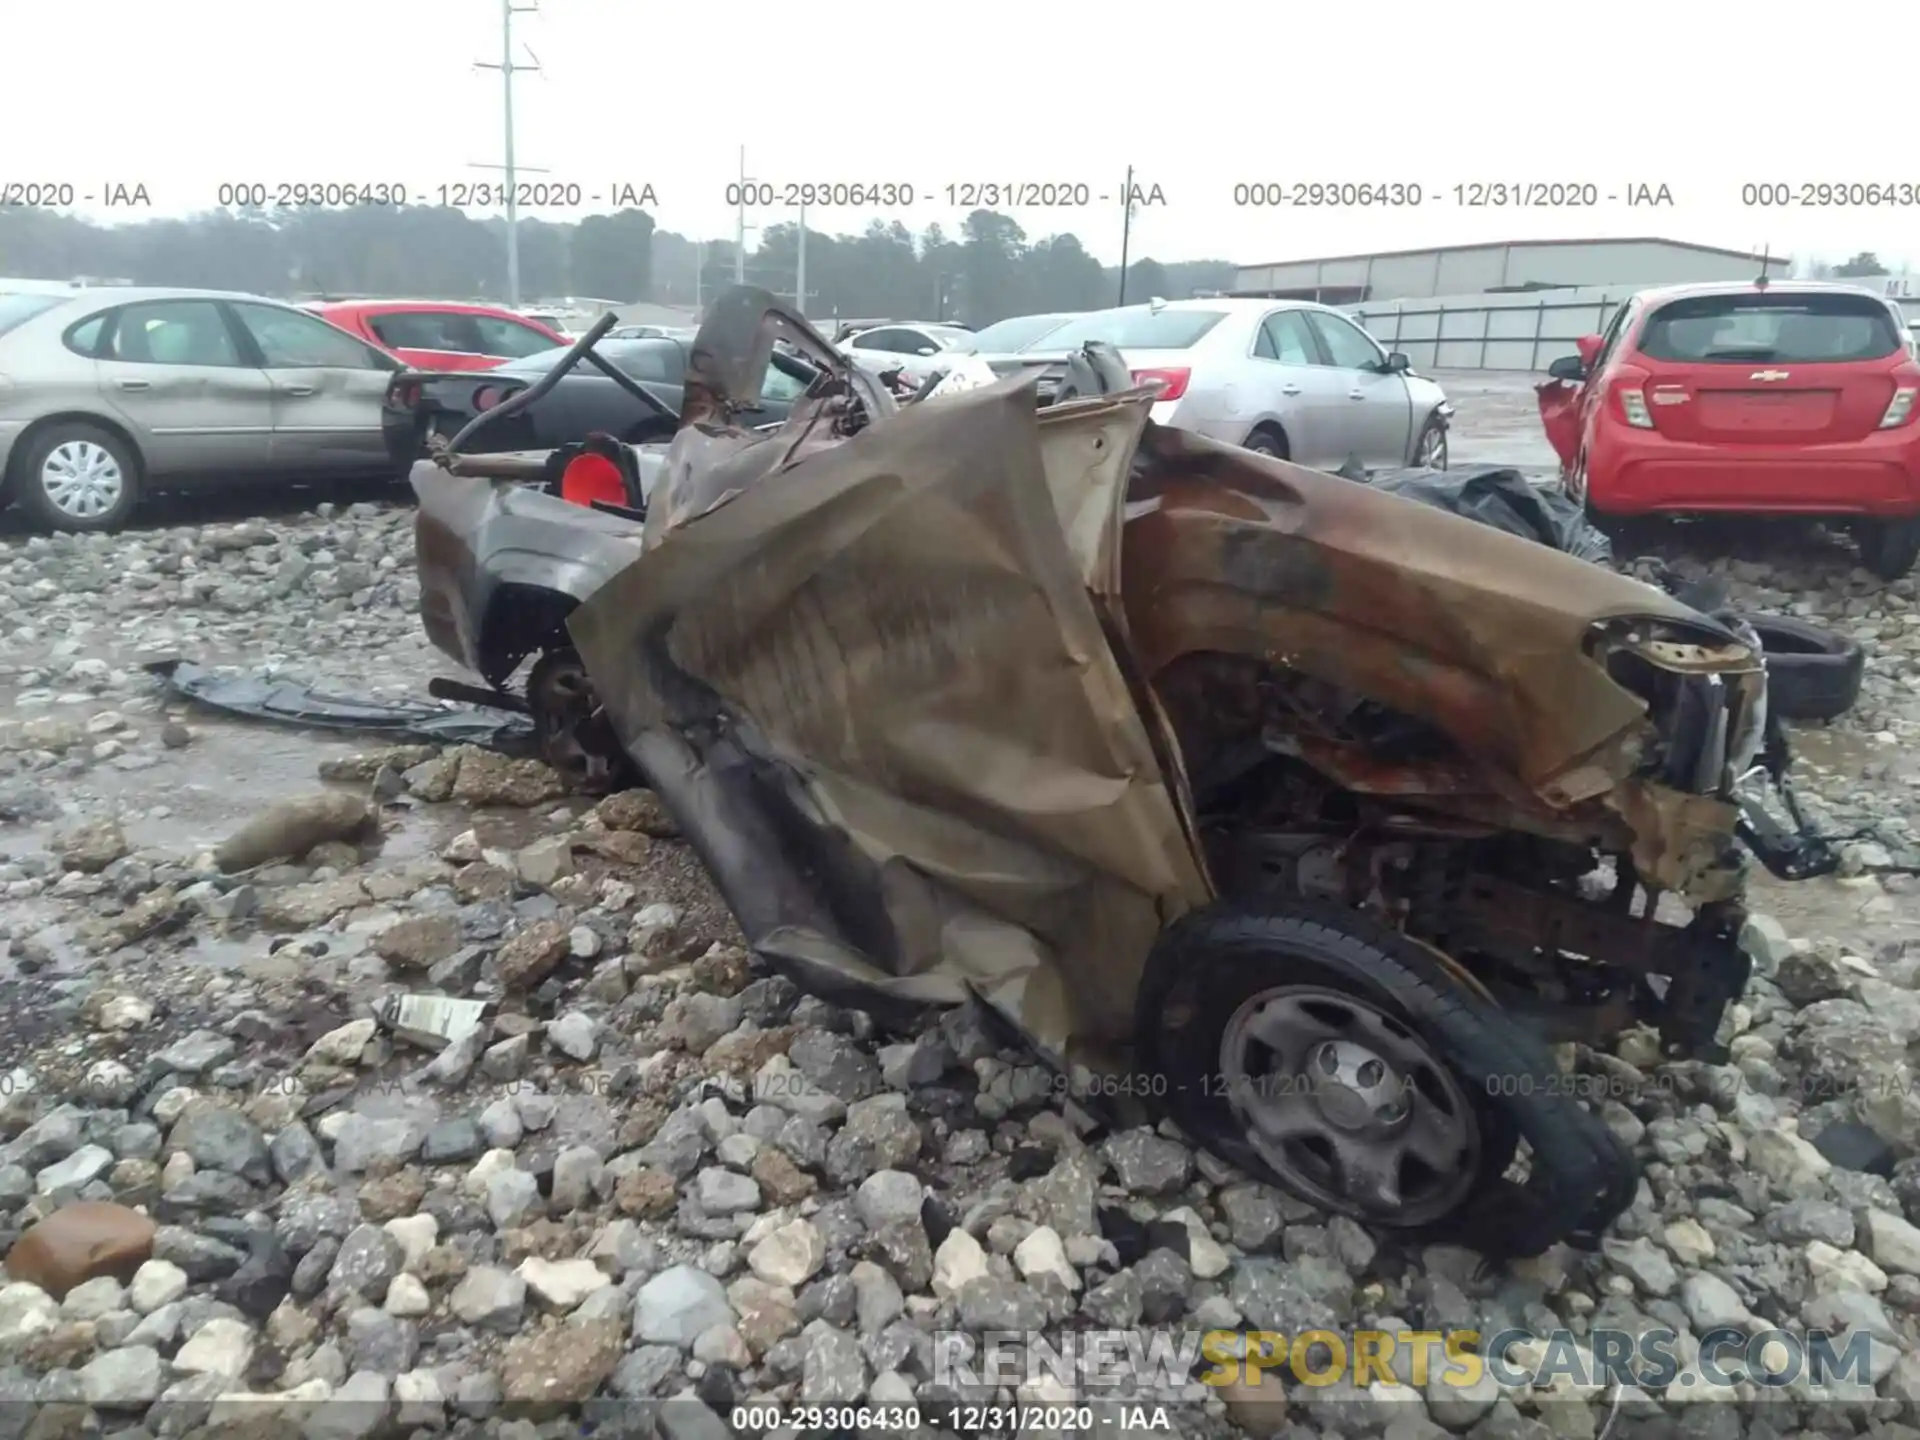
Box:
[496, 919, 573, 991]
[450, 1266, 526, 1332]
[633, 1264, 733, 1348]
[216, 792, 376, 872]
[167, 1100, 272, 1183]
[373, 915, 463, 970]
[58, 819, 129, 874]
[501, 1317, 624, 1404]
[4, 1202, 156, 1299]
[79, 1344, 165, 1409]
[450, 747, 568, 807]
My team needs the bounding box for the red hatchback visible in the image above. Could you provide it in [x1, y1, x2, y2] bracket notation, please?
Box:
[308, 300, 566, 373]
[1538, 281, 1920, 577]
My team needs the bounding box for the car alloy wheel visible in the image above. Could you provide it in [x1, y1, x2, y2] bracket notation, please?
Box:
[41, 440, 126, 520]
[1217, 982, 1482, 1226]
[1416, 421, 1448, 470]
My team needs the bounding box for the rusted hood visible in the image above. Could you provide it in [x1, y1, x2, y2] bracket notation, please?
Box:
[1124, 423, 1740, 799]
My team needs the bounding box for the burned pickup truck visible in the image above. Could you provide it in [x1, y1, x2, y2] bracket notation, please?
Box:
[410, 286, 1833, 1258]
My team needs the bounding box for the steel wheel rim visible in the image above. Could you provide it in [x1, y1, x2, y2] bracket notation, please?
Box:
[1218, 983, 1481, 1225]
[42, 441, 124, 518]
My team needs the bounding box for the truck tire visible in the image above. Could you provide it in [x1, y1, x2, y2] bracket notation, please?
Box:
[1745, 613, 1864, 722]
[1859, 518, 1920, 581]
[1136, 901, 1520, 1232]
[1134, 900, 1639, 1256]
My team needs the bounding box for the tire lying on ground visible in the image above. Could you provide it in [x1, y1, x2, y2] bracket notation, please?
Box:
[1743, 613, 1865, 722]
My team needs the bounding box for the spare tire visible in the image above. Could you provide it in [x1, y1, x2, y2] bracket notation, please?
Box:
[1744, 614, 1864, 722]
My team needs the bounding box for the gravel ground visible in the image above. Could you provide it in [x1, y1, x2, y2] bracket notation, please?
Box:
[4, 484, 1920, 1440]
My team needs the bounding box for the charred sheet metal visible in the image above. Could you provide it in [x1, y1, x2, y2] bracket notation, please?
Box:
[569, 378, 1213, 1059]
[1119, 425, 1757, 894]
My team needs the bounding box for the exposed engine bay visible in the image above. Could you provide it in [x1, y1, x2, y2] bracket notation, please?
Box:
[1160, 643, 1760, 1064]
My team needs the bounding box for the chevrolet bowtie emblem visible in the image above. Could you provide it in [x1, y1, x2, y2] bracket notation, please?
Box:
[1751, 370, 1791, 381]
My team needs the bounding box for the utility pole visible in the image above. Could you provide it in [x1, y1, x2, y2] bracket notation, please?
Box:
[734, 146, 755, 286]
[474, 0, 544, 309]
[795, 201, 807, 318]
[694, 242, 704, 311]
[1116, 164, 1135, 306]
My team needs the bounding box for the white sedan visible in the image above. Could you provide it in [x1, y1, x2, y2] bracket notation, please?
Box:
[838, 322, 977, 385]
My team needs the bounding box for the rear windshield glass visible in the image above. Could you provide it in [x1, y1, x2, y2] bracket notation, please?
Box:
[968, 314, 1075, 353]
[1035, 307, 1226, 352]
[0, 293, 64, 337]
[1638, 293, 1901, 364]
[509, 338, 685, 384]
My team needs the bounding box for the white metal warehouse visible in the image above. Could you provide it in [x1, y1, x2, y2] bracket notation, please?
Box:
[1229, 238, 1853, 372]
[1230, 238, 1776, 306]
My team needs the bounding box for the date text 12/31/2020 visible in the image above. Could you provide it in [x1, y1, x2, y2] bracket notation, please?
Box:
[204, 182, 660, 210]
[1227, 180, 1677, 208]
[722, 181, 1169, 209]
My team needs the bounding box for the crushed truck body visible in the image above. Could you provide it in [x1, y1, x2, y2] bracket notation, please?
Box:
[415, 286, 1821, 1258]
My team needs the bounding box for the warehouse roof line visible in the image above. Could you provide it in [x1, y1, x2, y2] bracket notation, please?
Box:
[1237, 237, 1778, 271]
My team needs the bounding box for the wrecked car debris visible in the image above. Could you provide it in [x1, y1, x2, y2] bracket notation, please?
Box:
[401, 286, 1834, 1257]
[410, 292, 903, 792]
[375, 992, 491, 1051]
[146, 658, 534, 751]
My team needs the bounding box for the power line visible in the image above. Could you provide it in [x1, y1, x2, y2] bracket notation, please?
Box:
[474, 0, 544, 309]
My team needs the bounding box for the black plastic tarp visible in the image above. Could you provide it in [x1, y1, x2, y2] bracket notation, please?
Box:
[1345, 462, 1613, 564]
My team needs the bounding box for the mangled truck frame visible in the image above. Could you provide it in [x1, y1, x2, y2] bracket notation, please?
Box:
[412, 287, 1832, 1258]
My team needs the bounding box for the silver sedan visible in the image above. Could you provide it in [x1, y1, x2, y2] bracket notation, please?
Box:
[0, 286, 402, 532]
[1000, 298, 1453, 471]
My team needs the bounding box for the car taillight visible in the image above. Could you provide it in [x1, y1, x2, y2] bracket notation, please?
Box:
[389, 380, 420, 408]
[474, 386, 506, 412]
[1881, 387, 1917, 429]
[560, 453, 627, 509]
[1132, 367, 1190, 401]
[1617, 384, 1654, 428]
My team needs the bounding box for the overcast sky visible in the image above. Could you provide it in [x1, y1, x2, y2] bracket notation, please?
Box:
[5, 0, 1914, 271]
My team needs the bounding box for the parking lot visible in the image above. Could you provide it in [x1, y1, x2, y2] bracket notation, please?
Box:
[4, 366, 1920, 1435]
[1427, 368, 1564, 472]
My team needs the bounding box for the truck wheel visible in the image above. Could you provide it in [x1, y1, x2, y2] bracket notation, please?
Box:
[1858, 518, 1920, 581]
[14, 423, 141, 533]
[1138, 902, 1519, 1231]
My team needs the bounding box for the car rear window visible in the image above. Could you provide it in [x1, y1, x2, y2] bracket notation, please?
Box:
[0, 293, 65, 337]
[1034, 307, 1226, 351]
[512, 338, 684, 385]
[967, 314, 1074, 352]
[1638, 293, 1902, 364]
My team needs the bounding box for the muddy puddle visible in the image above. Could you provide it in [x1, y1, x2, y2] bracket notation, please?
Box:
[1749, 720, 1920, 948]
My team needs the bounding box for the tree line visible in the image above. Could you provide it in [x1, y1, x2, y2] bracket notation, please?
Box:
[0, 205, 1238, 325]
